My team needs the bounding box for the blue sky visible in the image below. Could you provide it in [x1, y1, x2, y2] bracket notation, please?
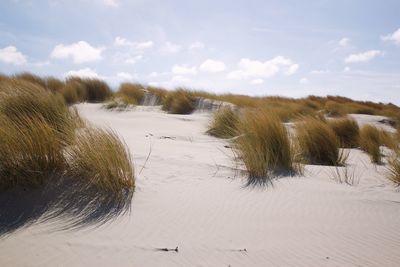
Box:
[0, 0, 399, 104]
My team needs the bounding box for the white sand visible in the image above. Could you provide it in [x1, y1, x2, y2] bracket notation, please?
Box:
[1, 104, 400, 267]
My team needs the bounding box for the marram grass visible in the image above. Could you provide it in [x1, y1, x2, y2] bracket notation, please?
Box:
[359, 125, 382, 164]
[296, 117, 346, 166]
[327, 117, 360, 148]
[207, 107, 239, 139]
[234, 109, 298, 184]
[66, 127, 135, 192]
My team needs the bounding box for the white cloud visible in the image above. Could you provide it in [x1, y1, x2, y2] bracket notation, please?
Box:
[103, 0, 119, 8]
[125, 55, 143, 64]
[344, 50, 384, 63]
[0, 46, 27, 65]
[299, 77, 308, 84]
[64, 68, 100, 79]
[32, 61, 50, 67]
[116, 72, 136, 81]
[382, 28, 400, 45]
[51, 41, 103, 64]
[114, 37, 154, 49]
[286, 64, 299, 75]
[171, 64, 197, 75]
[189, 42, 205, 50]
[227, 70, 248, 80]
[339, 37, 350, 47]
[227, 56, 299, 80]
[148, 82, 160, 87]
[251, 79, 264, 85]
[148, 71, 170, 78]
[344, 66, 351, 72]
[310, 69, 329, 74]
[199, 59, 226, 73]
[171, 75, 190, 83]
[160, 42, 182, 54]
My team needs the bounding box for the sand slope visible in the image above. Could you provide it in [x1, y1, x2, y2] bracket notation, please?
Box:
[1, 104, 400, 267]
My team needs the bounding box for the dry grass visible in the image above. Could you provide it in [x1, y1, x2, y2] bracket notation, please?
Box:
[162, 90, 196, 114]
[327, 117, 360, 148]
[296, 117, 345, 165]
[117, 83, 145, 104]
[66, 127, 135, 193]
[359, 125, 382, 164]
[2, 73, 400, 125]
[207, 107, 239, 138]
[0, 115, 66, 190]
[328, 165, 359, 186]
[0, 79, 134, 195]
[388, 152, 400, 185]
[234, 109, 298, 184]
[379, 129, 397, 150]
[68, 77, 112, 103]
[0, 79, 79, 144]
[103, 96, 137, 110]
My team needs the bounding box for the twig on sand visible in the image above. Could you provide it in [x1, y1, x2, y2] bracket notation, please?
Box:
[155, 246, 179, 253]
[159, 136, 176, 140]
[139, 134, 154, 175]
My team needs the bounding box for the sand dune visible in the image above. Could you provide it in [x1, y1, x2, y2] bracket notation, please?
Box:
[1, 104, 399, 267]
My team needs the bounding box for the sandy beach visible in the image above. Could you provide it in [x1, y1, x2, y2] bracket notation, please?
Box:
[1, 103, 399, 267]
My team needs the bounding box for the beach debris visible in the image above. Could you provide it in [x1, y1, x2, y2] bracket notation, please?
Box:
[155, 246, 179, 252]
[159, 136, 176, 140]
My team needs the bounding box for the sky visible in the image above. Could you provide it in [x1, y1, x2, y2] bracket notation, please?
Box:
[0, 0, 399, 104]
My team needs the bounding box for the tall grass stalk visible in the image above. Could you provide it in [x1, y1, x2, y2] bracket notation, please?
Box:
[328, 117, 360, 148]
[359, 125, 382, 164]
[66, 127, 135, 193]
[234, 109, 298, 184]
[296, 117, 345, 165]
[207, 107, 239, 138]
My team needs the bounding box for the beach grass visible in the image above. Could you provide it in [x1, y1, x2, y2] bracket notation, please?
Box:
[296, 117, 345, 165]
[207, 107, 239, 138]
[327, 117, 360, 148]
[359, 125, 382, 164]
[234, 109, 297, 184]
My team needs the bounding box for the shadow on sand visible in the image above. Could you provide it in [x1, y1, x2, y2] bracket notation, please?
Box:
[0, 175, 133, 237]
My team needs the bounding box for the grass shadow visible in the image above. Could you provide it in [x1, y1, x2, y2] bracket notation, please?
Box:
[0, 174, 133, 238]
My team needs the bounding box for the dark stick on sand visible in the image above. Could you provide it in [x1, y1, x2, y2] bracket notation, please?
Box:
[155, 246, 179, 252]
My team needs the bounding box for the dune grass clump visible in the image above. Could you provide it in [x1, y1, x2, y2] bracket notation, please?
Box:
[13, 72, 47, 88]
[64, 77, 112, 103]
[66, 127, 135, 192]
[388, 153, 400, 185]
[207, 107, 239, 138]
[0, 80, 80, 144]
[296, 117, 345, 166]
[328, 117, 360, 148]
[0, 79, 135, 233]
[162, 90, 196, 114]
[359, 125, 382, 164]
[0, 115, 66, 190]
[117, 83, 145, 105]
[379, 129, 397, 150]
[234, 109, 297, 184]
[103, 96, 137, 110]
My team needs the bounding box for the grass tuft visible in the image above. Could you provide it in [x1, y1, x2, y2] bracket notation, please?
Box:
[0, 115, 66, 190]
[207, 107, 239, 138]
[117, 83, 145, 104]
[327, 117, 360, 148]
[296, 117, 345, 165]
[66, 127, 135, 192]
[162, 90, 196, 114]
[234, 109, 298, 184]
[0, 79, 79, 144]
[359, 125, 382, 164]
[388, 152, 400, 185]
